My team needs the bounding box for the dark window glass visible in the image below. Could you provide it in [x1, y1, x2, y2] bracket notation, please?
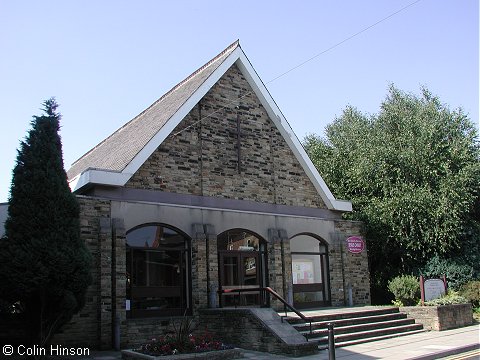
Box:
[217, 230, 260, 251]
[126, 225, 189, 318]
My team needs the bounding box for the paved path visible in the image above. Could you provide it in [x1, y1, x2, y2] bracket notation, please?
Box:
[242, 324, 480, 360]
[67, 323, 479, 360]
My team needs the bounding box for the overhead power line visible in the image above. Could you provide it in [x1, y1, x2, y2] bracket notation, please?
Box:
[173, 0, 423, 137]
[266, 0, 423, 84]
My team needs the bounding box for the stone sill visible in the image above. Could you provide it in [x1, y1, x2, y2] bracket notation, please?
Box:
[121, 348, 242, 360]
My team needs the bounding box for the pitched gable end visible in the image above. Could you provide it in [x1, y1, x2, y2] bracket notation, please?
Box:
[68, 41, 351, 212]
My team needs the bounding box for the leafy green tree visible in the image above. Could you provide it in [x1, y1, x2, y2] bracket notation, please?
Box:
[305, 86, 480, 303]
[0, 99, 92, 354]
[421, 256, 473, 290]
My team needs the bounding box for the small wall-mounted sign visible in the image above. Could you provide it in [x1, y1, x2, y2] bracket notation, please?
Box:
[346, 236, 365, 254]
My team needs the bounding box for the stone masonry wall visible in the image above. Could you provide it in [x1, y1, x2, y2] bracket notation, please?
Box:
[122, 318, 172, 348]
[401, 304, 473, 330]
[113, 218, 127, 349]
[192, 224, 208, 312]
[198, 308, 317, 356]
[126, 64, 326, 209]
[52, 196, 111, 348]
[328, 220, 370, 306]
[280, 230, 294, 306]
[267, 229, 284, 309]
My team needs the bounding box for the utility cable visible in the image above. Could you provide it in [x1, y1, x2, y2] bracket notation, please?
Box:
[173, 0, 422, 137]
[266, 0, 422, 84]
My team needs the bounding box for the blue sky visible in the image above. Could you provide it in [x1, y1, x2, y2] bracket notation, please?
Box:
[0, 0, 478, 202]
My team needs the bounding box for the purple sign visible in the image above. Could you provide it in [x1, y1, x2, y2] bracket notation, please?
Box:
[346, 236, 365, 254]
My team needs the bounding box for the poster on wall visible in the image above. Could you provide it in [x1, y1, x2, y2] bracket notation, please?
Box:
[293, 260, 314, 284]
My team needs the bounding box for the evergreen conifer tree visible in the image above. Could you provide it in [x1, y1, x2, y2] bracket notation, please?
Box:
[0, 99, 92, 352]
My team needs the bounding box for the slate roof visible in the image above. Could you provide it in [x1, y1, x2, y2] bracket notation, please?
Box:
[67, 40, 240, 180]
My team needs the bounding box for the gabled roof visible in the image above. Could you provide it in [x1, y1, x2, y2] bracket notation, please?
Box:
[67, 40, 240, 181]
[68, 41, 352, 212]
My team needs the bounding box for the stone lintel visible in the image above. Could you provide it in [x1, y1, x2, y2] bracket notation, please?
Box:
[204, 223, 216, 238]
[192, 223, 206, 240]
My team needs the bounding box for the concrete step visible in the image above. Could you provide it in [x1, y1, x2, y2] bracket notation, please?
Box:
[301, 318, 418, 338]
[285, 306, 400, 324]
[293, 312, 408, 332]
[315, 323, 425, 346]
[282, 306, 425, 349]
[318, 328, 427, 349]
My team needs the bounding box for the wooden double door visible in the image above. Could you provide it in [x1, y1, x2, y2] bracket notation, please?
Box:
[218, 250, 264, 307]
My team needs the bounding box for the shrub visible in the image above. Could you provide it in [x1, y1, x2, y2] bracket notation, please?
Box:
[136, 330, 233, 356]
[134, 314, 233, 356]
[388, 275, 420, 306]
[421, 256, 474, 290]
[458, 281, 480, 308]
[170, 314, 197, 351]
[424, 291, 469, 306]
[391, 299, 404, 307]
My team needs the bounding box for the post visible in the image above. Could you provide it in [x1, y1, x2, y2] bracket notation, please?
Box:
[114, 313, 120, 351]
[348, 285, 353, 307]
[328, 322, 336, 360]
[420, 275, 425, 306]
[209, 284, 217, 308]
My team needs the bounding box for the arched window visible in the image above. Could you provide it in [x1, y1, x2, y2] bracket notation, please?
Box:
[126, 224, 190, 318]
[290, 234, 330, 308]
[217, 229, 264, 252]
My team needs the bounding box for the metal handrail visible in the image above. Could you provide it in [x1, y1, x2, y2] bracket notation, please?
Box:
[218, 286, 313, 336]
[263, 287, 313, 336]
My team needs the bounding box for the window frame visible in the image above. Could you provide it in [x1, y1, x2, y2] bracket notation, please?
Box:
[126, 224, 191, 318]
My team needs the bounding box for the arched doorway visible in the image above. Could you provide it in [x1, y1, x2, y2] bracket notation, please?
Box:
[217, 229, 267, 307]
[290, 234, 331, 309]
[126, 224, 191, 317]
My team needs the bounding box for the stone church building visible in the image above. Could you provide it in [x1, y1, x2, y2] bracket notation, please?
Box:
[2, 41, 371, 349]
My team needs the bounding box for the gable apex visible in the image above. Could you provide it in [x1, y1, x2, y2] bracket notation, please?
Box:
[68, 42, 352, 212]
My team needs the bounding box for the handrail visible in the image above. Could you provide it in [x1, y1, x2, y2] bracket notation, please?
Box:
[264, 287, 305, 320]
[218, 286, 313, 336]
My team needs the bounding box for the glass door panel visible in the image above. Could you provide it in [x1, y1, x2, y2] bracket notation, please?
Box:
[243, 256, 257, 285]
[223, 256, 239, 286]
[242, 255, 259, 305]
[219, 251, 261, 307]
